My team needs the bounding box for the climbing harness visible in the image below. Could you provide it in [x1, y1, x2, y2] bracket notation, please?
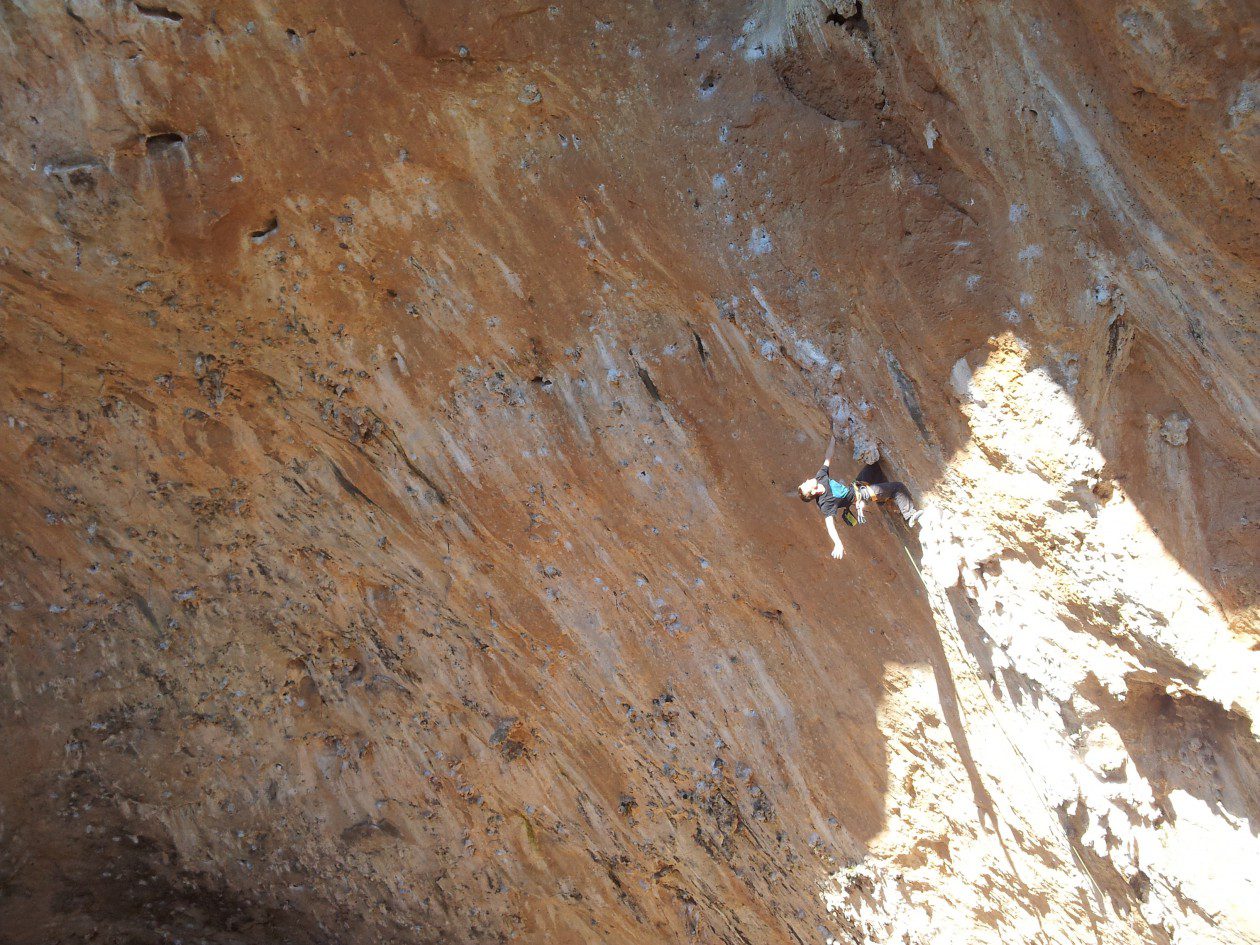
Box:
[837, 483, 863, 527]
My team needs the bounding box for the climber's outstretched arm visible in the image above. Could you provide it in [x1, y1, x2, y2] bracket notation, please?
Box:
[824, 515, 844, 560]
[822, 432, 836, 469]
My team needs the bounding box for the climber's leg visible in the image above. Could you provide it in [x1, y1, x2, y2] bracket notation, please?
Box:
[866, 480, 918, 523]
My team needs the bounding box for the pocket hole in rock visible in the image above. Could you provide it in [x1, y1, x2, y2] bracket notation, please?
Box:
[135, 4, 183, 23]
[250, 216, 279, 243]
[144, 131, 185, 155]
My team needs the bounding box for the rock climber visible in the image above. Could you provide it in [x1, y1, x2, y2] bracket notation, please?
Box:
[798, 432, 922, 560]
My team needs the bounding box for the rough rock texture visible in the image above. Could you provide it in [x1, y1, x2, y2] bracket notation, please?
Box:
[1, 1, 1257, 943]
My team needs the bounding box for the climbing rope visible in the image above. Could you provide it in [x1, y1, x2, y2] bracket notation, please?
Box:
[895, 532, 1109, 907]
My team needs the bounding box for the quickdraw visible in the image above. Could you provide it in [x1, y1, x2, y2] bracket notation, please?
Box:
[852, 481, 874, 525]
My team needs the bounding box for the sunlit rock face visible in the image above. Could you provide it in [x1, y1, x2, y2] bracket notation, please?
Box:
[1, 1, 1256, 943]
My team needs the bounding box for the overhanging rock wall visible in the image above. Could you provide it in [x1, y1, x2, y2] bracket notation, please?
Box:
[1, 2, 1256, 943]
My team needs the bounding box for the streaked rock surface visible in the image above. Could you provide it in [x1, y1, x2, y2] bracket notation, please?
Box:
[1, 2, 1255, 942]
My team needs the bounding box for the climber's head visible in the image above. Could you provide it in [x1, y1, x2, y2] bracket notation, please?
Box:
[798, 478, 825, 501]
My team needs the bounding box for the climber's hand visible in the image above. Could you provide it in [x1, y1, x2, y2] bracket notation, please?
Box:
[825, 517, 843, 559]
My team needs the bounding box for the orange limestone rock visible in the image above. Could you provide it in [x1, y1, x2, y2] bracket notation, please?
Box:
[1, 2, 1255, 943]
